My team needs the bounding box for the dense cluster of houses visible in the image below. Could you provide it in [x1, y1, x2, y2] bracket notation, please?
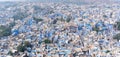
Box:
[0, 2, 120, 57]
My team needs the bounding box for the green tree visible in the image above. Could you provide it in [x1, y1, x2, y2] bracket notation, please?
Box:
[8, 51, 13, 56]
[103, 15, 107, 18]
[17, 41, 32, 52]
[17, 44, 26, 52]
[113, 33, 120, 41]
[60, 17, 65, 22]
[52, 19, 57, 24]
[106, 50, 110, 53]
[44, 39, 52, 44]
[66, 15, 72, 22]
[93, 27, 99, 32]
[9, 22, 16, 28]
[33, 17, 43, 23]
[24, 41, 32, 48]
[116, 22, 120, 30]
[0, 26, 11, 37]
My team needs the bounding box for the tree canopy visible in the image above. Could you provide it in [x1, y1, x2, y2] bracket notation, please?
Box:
[113, 33, 120, 41]
[0, 26, 11, 37]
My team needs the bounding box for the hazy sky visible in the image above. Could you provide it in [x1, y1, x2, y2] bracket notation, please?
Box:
[0, 0, 119, 2]
[0, 0, 114, 1]
[0, 0, 26, 1]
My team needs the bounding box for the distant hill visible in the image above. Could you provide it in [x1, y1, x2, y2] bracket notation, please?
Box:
[0, 0, 119, 4]
[27, 0, 119, 4]
[27, 0, 88, 5]
[27, 0, 116, 2]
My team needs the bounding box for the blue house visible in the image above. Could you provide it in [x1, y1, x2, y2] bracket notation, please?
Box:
[26, 19, 33, 26]
[78, 24, 84, 30]
[12, 29, 19, 36]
